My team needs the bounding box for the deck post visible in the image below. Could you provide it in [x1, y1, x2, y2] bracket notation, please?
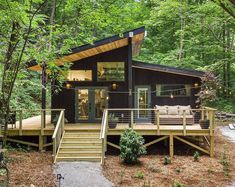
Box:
[156, 110, 160, 135]
[169, 135, 174, 157]
[41, 110, 45, 136]
[39, 135, 44, 151]
[210, 135, 214, 157]
[183, 110, 186, 136]
[19, 110, 23, 136]
[130, 110, 134, 128]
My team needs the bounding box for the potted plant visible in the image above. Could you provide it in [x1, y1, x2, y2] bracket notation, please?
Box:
[199, 119, 210, 129]
[108, 113, 118, 129]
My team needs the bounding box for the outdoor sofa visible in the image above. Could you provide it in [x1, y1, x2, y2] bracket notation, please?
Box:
[154, 105, 194, 125]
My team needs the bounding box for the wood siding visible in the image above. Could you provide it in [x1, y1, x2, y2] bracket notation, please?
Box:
[133, 68, 200, 108]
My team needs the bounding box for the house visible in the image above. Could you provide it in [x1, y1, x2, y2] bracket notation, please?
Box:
[19, 27, 216, 163]
[29, 26, 204, 123]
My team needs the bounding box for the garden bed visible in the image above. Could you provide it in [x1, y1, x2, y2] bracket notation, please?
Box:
[103, 127, 235, 187]
[7, 151, 55, 187]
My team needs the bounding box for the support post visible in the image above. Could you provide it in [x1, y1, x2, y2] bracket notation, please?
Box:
[19, 110, 23, 136]
[183, 110, 186, 136]
[39, 135, 44, 151]
[41, 62, 47, 128]
[210, 135, 214, 157]
[130, 110, 134, 128]
[127, 35, 133, 108]
[169, 135, 174, 158]
[157, 110, 160, 135]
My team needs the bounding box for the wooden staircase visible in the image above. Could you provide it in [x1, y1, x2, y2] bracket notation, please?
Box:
[55, 129, 102, 162]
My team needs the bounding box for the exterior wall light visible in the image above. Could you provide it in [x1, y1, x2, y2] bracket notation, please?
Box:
[112, 83, 117, 90]
[65, 83, 71, 89]
[194, 83, 199, 88]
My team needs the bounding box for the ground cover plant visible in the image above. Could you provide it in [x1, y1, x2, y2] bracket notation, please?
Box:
[103, 126, 235, 187]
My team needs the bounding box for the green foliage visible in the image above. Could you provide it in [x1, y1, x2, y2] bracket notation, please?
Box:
[172, 181, 187, 187]
[120, 128, 146, 164]
[134, 171, 144, 179]
[193, 151, 200, 162]
[220, 148, 230, 176]
[163, 156, 171, 165]
[175, 167, 181, 173]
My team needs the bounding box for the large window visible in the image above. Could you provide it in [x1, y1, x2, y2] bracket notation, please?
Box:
[156, 84, 191, 96]
[97, 62, 125, 81]
[67, 70, 92, 81]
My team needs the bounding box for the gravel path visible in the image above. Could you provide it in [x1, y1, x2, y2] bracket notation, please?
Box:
[54, 162, 113, 187]
[220, 126, 235, 187]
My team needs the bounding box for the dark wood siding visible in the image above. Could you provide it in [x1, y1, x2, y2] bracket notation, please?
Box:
[52, 46, 129, 123]
[133, 68, 201, 108]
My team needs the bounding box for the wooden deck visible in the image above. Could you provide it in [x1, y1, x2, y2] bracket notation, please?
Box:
[8, 115, 210, 136]
[6, 111, 215, 161]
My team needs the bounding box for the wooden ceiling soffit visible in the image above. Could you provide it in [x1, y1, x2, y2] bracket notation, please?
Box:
[28, 32, 144, 71]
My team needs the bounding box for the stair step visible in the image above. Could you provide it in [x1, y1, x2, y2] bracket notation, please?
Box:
[61, 142, 101, 146]
[59, 150, 102, 154]
[62, 139, 101, 143]
[60, 145, 102, 149]
[58, 152, 102, 157]
[63, 136, 100, 139]
[56, 156, 101, 162]
[65, 131, 100, 134]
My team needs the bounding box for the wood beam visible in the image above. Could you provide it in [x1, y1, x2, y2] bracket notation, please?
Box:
[144, 136, 168, 147]
[107, 141, 120, 150]
[174, 136, 209, 155]
[169, 135, 174, 157]
[6, 138, 39, 147]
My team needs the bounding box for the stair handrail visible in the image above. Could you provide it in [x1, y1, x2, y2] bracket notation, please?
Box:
[100, 109, 108, 165]
[52, 109, 65, 161]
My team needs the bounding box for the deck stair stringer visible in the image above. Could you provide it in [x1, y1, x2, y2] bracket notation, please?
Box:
[55, 129, 102, 162]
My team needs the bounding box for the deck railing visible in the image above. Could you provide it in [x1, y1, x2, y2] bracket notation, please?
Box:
[4, 109, 64, 135]
[100, 107, 216, 164]
[52, 110, 65, 162]
[100, 109, 108, 165]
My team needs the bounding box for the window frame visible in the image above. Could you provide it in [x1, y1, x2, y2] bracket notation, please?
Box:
[97, 62, 125, 82]
[67, 70, 93, 82]
[156, 84, 191, 97]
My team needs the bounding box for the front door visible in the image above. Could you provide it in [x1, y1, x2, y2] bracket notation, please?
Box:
[76, 87, 108, 122]
[135, 86, 151, 122]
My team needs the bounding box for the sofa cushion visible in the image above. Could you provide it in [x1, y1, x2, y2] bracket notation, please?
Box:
[168, 106, 179, 115]
[179, 105, 191, 115]
[155, 105, 168, 115]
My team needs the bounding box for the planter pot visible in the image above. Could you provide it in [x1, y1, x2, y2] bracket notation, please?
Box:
[199, 119, 210, 129]
[108, 121, 117, 129]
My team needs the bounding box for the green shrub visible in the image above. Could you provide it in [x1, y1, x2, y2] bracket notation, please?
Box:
[173, 181, 187, 187]
[120, 128, 146, 164]
[163, 156, 171, 165]
[193, 151, 200, 162]
[134, 171, 144, 179]
[175, 167, 181, 173]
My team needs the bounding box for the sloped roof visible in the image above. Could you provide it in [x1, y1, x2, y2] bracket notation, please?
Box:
[132, 60, 204, 78]
[28, 27, 145, 71]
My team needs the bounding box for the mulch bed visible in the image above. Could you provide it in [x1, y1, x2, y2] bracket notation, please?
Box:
[103, 127, 235, 187]
[7, 151, 56, 187]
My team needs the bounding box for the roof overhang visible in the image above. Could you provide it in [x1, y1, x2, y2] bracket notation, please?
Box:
[132, 61, 204, 78]
[28, 27, 145, 71]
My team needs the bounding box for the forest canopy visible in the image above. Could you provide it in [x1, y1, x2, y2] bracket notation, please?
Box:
[0, 0, 234, 113]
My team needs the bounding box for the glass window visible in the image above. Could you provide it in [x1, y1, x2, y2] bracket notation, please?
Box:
[156, 84, 191, 96]
[97, 62, 125, 81]
[67, 70, 92, 81]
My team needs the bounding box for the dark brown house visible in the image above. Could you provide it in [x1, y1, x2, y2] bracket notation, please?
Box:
[29, 27, 204, 123]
